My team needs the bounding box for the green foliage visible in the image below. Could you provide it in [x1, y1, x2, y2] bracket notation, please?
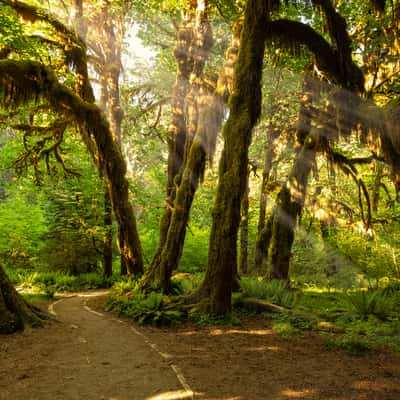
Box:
[240, 277, 298, 308]
[296, 288, 400, 352]
[272, 320, 300, 337]
[111, 278, 139, 296]
[274, 312, 317, 331]
[170, 273, 203, 295]
[344, 289, 397, 320]
[0, 132, 106, 274]
[188, 309, 241, 327]
[7, 268, 115, 293]
[325, 333, 371, 355]
[109, 288, 182, 326]
[0, 179, 47, 269]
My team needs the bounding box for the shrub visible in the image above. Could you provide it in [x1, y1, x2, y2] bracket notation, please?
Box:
[345, 289, 396, 320]
[108, 290, 182, 326]
[325, 334, 371, 355]
[240, 278, 299, 308]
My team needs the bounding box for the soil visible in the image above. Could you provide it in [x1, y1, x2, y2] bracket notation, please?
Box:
[1, 291, 400, 400]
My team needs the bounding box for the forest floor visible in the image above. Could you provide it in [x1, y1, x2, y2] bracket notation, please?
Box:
[1, 290, 400, 400]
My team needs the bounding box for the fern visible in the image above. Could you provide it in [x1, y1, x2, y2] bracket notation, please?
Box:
[346, 290, 395, 320]
[240, 278, 298, 308]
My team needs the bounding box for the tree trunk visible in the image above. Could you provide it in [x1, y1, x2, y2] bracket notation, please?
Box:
[192, 0, 270, 315]
[265, 76, 315, 281]
[150, 5, 196, 270]
[142, 10, 240, 292]
[99, 68, 114, 278]
[91, 2, 131, 275]
[254, 124, 279, 272]
[268, 137, 317, 280]
[103, 188, 113, 278]
[372, 161, 383, 211]
[239, 171, 249, 274]
[0, 265, 44, 333]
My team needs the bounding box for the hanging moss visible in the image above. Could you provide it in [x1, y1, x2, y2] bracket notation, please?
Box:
[0, 59, 144, 276]
[190, 0, 272, 315]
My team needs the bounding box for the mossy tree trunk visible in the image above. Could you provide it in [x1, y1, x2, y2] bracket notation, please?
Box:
[143, 0, 214, 290]
[149, 3, 196, 270]
[268, 143, 316, 280]
[267, 78, 315, 281]
[0, 265, 44, 334]
[97, 37, 114, 279]
[99, 2, 126, 275]
[191, 0, 271, 314]
[254, 122, 280, 272]
[103, 188, 113, 278]
[239, 170, 250, 274]
[76, 1, 131, 276]
[142, 10, 241, 292]
[0, 59, 144, 276]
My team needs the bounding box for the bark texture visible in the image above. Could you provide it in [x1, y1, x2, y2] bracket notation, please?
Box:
[143, 0, 215, 291]
[239, 171, 250, 274]
[142, 10, 241, 292]
[149, 4, 196, 270]
[268, 138, 317, 280]
[93, 1, 126, 275]
[193, 0, 270, 314]
[0, 59, 144, 276]
[0, 265, 44, 333]
[267, 77, 315, 281]
[254, 115, 280, 272]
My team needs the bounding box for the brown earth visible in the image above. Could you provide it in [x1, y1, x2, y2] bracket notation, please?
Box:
[1, 291, 400, 400]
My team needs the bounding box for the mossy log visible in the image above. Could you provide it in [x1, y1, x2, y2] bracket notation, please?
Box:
[234, 297, 286, 314]
[0, 265, 45, 334]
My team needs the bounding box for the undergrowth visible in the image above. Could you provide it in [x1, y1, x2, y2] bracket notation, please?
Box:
[6, 268, 116, 296]
[240, 277, 299, 308]
[108, 285, 183, 326]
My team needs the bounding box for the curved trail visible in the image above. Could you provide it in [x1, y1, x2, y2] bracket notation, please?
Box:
[1, 292, 193, 400]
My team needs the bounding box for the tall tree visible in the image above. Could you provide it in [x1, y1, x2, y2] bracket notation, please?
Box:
[260, 0, 365, 281]
[189, 0, 271, 314]
[142, 8, 241, 292]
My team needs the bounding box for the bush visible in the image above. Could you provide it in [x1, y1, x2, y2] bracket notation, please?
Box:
[6, 269, 114, 293]
[345, 289, 396, 320]
[108, 290, 182, 326]
[240, 278, 299, 308]
[325, 334, 371, 355]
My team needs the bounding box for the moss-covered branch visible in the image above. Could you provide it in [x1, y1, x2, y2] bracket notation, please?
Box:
[266, 19, 364, 93]
[0, 59, 144, 275]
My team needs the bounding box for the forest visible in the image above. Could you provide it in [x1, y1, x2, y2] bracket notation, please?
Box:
[1, 0, 400, 398]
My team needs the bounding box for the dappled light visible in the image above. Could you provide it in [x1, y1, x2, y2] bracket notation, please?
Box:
[145, 389, 194, 400]
[280, 388, 319, 398]
[208, 328, 273, 336]
[1, 0, 400, 399]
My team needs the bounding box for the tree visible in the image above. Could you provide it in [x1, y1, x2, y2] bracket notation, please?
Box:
[0, 263, 45, 333]
[0, 0, 144, 276]
[188, 0, 271, 314]
[141, 0, 240, 291]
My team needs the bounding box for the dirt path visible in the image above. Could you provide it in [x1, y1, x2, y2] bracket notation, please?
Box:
[0, 292, 192, 400]
[1, 291, 400, 400]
